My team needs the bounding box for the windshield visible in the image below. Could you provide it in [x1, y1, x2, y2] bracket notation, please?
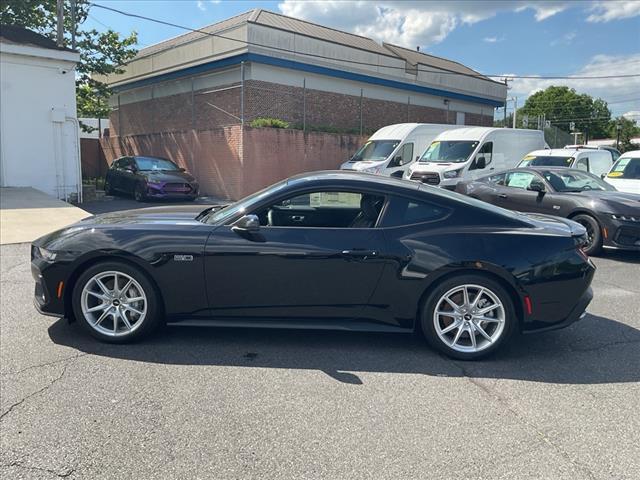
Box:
[135, 157, 180, 171]
[202, 179, 289, 225]
[519, 155, 573, 167]
[419, 141, 479, 163]
[607, 157, 640, 179]
[350, 140, 400, 162]
[541, 170, 614, 192]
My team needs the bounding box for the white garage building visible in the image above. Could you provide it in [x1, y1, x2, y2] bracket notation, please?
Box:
[0, 25, 82, 201]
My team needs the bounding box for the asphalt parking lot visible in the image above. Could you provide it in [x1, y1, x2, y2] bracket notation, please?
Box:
[1, 244, 638, 479]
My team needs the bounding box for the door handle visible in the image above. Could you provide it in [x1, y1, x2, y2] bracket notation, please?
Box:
[498, 194, 508, 198]
[342, 249, 378, 258]
[290, 215, 305, 222]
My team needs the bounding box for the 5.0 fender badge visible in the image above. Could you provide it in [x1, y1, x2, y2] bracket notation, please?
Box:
[173, 254, 194, 262]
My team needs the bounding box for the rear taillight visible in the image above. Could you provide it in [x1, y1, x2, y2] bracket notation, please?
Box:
[576, 247, 589, 262]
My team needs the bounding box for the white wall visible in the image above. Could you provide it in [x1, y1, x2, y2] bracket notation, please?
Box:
[0, 43, 81, 200]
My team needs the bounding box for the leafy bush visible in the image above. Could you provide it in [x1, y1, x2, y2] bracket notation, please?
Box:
[249, 117, 290, 129]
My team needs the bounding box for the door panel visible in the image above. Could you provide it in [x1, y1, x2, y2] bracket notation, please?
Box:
[204, 226, 387, 321]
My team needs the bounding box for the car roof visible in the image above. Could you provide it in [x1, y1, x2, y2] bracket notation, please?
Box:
[618, 150, 640, 159]
[287, 170, 419, 191]
[527, 148, 610, 157]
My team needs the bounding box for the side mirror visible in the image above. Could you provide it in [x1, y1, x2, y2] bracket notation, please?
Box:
[390, 155, 403, 167]
[528, 181, 546, 193]
[475, 155, 486, 170]
[600, 173, 606, 179]
[179, 167, 186, 172]
[232, 214, 260, 234]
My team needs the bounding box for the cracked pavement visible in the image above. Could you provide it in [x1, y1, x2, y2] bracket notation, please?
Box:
[1, 243, 639, 479]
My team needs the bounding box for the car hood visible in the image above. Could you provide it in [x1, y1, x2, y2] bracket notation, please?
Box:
[32, 205, 227, 249]
[79, 205, 217, 226]
[139, 170, 197, 183]
[571, 190, 640, 213]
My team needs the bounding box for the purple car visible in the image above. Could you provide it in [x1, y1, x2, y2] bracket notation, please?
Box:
[105, 156, 199, 202]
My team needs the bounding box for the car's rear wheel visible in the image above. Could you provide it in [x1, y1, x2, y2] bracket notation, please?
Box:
[421, 275, 517, 360]
[134, 183, 147, 202]
[72, 261, 161, 343]
[572, 214, 602, 256]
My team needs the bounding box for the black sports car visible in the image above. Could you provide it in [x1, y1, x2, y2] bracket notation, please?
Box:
[456, 167, 640, 255]
[32, 171, 594, 360]
[105, 155, 199, 201]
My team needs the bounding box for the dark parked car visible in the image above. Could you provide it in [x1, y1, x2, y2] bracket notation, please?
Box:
[105, 156, 199, 201]
[456, 167, 640, 255]
[32, 171, 594, 360]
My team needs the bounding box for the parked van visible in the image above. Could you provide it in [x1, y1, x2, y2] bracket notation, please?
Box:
[405, 127, 547, 189]
[518, 148, 613, 177]
[340, 123, 463, 178]
[603, 150, 640, 194]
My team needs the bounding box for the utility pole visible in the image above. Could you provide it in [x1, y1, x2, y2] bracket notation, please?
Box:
[71, 0, 76, 50]
[512, 97, 518, 129]
[616, 122, 622, 149]
[56, 0, 64, 48]
[501, 77, 511, 127]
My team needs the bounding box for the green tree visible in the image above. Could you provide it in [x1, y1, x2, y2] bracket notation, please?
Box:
[610, 116, 640, 153]
[1, 0, 137, 125]
[517, 86, 611, 140]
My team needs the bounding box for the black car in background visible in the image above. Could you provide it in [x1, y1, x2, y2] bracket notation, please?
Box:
[32, 172, 594, 360]
[105, 156, 199, 202]
[456, 167, 640, 255]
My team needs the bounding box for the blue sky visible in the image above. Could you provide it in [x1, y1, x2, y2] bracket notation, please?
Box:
[87, 1, 640, 119]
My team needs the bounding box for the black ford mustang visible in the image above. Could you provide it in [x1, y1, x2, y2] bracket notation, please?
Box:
[32, 172, 594, 360]
[456, 167, 640, 255]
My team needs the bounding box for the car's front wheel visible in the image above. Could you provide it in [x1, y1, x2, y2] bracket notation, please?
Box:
[421, 274, 517, 360]
[572, 214, 602, 256]
[72, 261, 161, 343]
[134, 183, 147, 202]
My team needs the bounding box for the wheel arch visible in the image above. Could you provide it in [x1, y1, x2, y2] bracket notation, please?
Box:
[414, 265, 525, 333]
[63, 252, 165, 320]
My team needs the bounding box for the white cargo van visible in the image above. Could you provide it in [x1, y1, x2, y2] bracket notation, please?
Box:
[405, 127, 547, 189]
[340, 123, 463, 178]
[518, 148, 613, 177]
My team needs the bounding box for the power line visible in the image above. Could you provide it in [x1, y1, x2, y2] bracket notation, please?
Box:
[90, 3, 640, 81]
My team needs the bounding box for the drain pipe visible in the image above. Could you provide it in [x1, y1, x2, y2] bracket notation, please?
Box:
[64, 116, 83, 203]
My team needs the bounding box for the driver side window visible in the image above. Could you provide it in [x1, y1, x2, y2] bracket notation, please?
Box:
[256, 191, 384, 229]
[470, 142, 493, 170]
[389, 143, 414, 167]
[505, 171, 536, 190]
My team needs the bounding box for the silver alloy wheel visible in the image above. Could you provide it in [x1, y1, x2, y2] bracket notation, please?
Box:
[80, 270, 147, 337]
[433, 284, 506, 353]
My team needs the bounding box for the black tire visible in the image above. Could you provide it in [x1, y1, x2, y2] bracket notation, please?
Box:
[134, 183, 147, 202]
[72, 261, 162, 343]
[572, 214, 602, 256]
[420, 274, 517, 360]
[104, 179, 114, 196]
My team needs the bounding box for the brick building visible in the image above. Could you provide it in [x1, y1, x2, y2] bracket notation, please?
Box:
[102, 9, 506, 136]
[99, 9, 507, 199]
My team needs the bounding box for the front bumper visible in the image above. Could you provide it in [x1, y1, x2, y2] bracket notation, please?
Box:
[522, 286, 593, 334]
[31, 251, 68, 318]
[600, 215, 640, 251]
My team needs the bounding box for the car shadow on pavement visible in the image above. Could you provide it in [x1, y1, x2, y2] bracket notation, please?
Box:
[48, 313, 640, 385]
[599, 250, 640, 264]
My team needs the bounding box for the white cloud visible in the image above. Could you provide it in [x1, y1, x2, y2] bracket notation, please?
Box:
[278, 1, 572, 48]
[623, 110, 640, 120]
[483, 36, 504, 43]
[504, 53, 640, 116]
[550, 30, 577, 46]
[196, 0, 206, 11]
[587, 1, 640, 22]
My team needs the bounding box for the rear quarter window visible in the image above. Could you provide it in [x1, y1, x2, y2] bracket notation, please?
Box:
[380, 196, 451, 227]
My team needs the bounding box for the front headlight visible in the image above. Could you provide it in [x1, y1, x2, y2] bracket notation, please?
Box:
[362, 167, 381, 174]
[36, 247, 57, 261]
[443, 169, 463, 179]
[612, 214, 640, 222]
